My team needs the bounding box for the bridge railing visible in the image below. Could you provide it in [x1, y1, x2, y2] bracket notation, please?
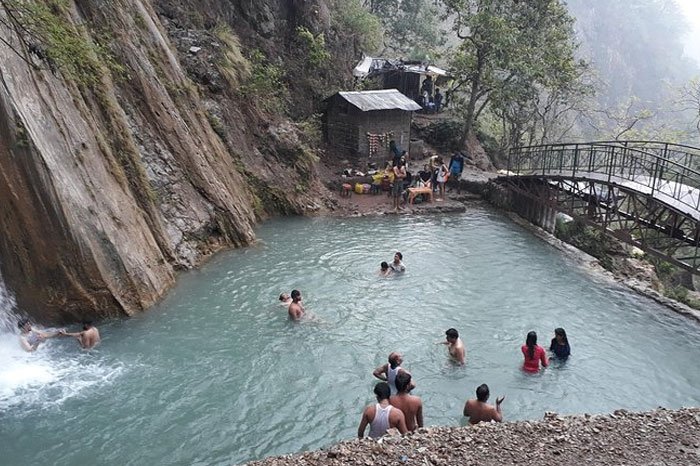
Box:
[507, 142, 700, 215]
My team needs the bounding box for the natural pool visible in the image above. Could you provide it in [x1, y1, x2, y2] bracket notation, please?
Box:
[2, 206, 700, 465]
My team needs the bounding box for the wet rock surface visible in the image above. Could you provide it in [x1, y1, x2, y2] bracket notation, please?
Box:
[245, 408, 700, 466]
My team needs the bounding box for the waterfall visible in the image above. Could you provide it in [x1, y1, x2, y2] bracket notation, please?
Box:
[0, 272, 17, 332]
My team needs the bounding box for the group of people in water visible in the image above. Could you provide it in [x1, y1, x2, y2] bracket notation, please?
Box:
[359, 327, 571, 438]
[278, 251, 572, 438]
[17, 317, 101, 351]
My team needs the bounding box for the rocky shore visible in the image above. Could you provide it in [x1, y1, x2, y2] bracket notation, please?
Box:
[245, 408, 700, 466]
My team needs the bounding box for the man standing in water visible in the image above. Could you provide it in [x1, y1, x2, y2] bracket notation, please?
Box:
[390, 252, 405, 273]
[358, 382, 407, 438]
[463, 383, 505, 424]
[373, 352, 415, 395]
[288, 289, 305, 320]
[442, 328, 466, 364]
[17, 318, 62, 352]
[389, 372, 423, 431]
[61, 322, 101, 349]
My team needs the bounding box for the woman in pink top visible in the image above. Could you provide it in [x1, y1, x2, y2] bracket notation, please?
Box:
[522, 331, 549, 372]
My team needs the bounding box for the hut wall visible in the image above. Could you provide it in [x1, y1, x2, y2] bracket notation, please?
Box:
[356, 110, 413, 158]
[324, 97, 359, 154]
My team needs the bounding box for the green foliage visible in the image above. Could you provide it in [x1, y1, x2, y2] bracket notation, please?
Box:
[363, 0, 444, 60]
[295, 27, 331, 68]
[555, 217, 613, 269]
[444, 0, 587, 146]
[332, 0, 382, 54]
[240, 50, 289, 114]
[297, 113, 323, 146]
[421, 120, 465, 150]
[0, 0, 122, 86]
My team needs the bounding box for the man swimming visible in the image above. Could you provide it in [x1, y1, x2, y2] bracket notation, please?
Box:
[463, 383, 505, 424]
[442, 328, 466, 364]
[288, 289, 305, 320]
[61, 321, 101, 349]
[17, 318, 62, 352]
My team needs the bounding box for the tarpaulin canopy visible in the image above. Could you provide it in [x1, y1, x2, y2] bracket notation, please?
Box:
[352, 56, 448, 80]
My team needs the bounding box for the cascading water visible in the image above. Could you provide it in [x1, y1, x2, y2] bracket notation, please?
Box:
[0, 273, 122, 412]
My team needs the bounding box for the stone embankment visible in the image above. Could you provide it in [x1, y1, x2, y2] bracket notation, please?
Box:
[245, 408, 700, 466]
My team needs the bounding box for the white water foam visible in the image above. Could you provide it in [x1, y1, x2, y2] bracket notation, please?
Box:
[0, 275, 123, 413]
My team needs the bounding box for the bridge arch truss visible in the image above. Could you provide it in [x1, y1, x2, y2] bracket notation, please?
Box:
[497, 141, 700, 274]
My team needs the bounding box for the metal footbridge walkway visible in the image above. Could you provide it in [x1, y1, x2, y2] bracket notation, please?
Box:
[495, 141, 700, 274]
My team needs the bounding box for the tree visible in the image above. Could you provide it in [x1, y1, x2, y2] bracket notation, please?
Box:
[363, 0, 444, 59]
[676, 77, 700, 137]
[443, 0, 585, 146]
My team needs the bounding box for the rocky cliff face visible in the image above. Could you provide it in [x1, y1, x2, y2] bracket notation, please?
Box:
[0, 0, 346, 323]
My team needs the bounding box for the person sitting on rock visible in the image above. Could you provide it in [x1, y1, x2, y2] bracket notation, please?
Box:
[463, 383, 505, 424]
[358, 382, 407, 438]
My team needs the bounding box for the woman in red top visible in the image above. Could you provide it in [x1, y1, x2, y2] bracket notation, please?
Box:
[522, 331, 549, 372]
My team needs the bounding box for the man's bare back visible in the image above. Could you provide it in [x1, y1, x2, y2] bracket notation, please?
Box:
[463, 384, 504, 424]
[288, 302, 304, 320]
[389, 393, 423, 431]
[62, 324, 101, 349]
[449, 338, 466, 364]
[78, 327, 101, 349]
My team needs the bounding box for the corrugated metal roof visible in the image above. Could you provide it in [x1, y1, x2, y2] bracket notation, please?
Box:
[336, 89, 422, 112]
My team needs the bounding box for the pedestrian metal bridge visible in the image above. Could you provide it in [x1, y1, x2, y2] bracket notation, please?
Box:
[495, 141, 700, 274]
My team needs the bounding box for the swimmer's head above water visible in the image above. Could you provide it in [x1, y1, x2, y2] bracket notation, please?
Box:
[380, 262, 389, 271]
[279, 293, 290, 302]
[17, 318, 31, 332]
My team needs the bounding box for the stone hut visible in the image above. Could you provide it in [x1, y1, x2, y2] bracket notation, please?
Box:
[323, 89, 421, 158]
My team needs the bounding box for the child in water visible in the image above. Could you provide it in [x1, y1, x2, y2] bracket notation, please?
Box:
[379, 262, 392, 277]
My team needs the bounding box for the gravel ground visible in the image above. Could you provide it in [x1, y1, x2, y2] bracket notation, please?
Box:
[244, 408, 700, 466]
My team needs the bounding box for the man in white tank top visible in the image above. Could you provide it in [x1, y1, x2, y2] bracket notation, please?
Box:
[372, 352, 416, 395]
[357, 382, 407, 438]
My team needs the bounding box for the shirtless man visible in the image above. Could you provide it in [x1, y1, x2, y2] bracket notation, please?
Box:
[61, 322, 101, 349]
[389, 372, 423, 432]
[358, 382, 407, 438]
[443, 328, 466, 364]
[288, 289, 305, 320]
[373, 351, 415, 395]
[463, 383, 505, 424]
[17, 318, 61, 352]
